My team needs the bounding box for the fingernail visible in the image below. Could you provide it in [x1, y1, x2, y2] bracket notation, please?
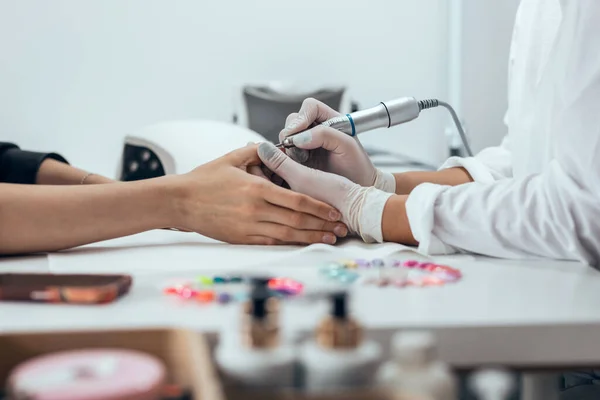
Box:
[258, 142, 278, 161]
[329, 210, 341, 221]
[292, 130, 313, 146]
[334, 225, 348, 237]
[323, 234, 337, 244]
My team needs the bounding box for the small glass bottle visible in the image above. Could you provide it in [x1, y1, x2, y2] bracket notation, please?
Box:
[377, 330, 456, 400]
[215, 281, 295, 389]
[299, 291, 382, 392]
[468, 368, 515, 400]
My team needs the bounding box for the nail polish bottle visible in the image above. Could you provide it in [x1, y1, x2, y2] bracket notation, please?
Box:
[377, 331, 456, 400]
[215, 281, 295, 389]
[299, 291, 382, 392]
[468, 368, 515, 400]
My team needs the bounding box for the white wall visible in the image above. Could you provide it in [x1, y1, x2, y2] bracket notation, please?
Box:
[0, 1, 518, 176]
[0, 0, 450, 175]
[461, 0, 520, 151]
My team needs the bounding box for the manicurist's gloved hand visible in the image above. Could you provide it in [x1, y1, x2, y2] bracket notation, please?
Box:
[280, 98, 396, 193]
[258, 142, 393, 243]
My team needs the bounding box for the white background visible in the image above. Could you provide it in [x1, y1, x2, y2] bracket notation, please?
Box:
[0, 0, 518, 176]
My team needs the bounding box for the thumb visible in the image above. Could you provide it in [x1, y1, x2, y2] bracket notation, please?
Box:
[280, 98, 338, 137]
[226, 144, 261, 166]
[290, 125, 356, 152]
[257, 142, 306, 184]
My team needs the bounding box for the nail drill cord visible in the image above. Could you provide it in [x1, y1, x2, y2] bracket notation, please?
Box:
[418, 99, 473, 157]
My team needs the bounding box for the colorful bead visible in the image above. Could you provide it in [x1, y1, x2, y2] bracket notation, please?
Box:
[196, 290, 215, 302]
[356, 259, 371, 268]
[178, 287, 197, 299]
[326, 269, 345, 279]
[403, 260, 420, 268]
[320, 263, 343, 275]
[229, 276, 243, 284]
[353, 259, 463, 288]
[423, 264, 438, 272]
[196, 276, 213, 286]
[217, 293, 232, 304]
[163, 286, 179, 295]
[343, 260, 359, 269]
[213, 276, 227, 284]
[422, 276, 444, 286]
[372, 259, 385, 267]
[338, 272, 359, 284]
[268, 278, 286, 289]
[441, 272, 461, 282]
[284, 278, 303, 293]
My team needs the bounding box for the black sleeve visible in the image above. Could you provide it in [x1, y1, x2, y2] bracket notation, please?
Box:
[0, 142, 69, 184]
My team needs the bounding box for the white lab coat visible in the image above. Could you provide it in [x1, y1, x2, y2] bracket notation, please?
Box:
[405, 0, 600, 265]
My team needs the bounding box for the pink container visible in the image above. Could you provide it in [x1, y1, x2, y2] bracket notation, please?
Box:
[7, 349, 166, 400]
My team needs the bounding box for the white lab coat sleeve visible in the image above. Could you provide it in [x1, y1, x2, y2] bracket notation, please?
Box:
[439, 134, 513, 183]
[405, 0, 600, 264]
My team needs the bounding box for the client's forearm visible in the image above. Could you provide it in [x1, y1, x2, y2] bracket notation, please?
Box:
[0, 178, 177, 255]
[393, 167, 473, 195]
[36, 159, 114, 185]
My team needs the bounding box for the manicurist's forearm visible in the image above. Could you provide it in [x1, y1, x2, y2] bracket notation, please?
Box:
[381, 195, 417, 245]
[0, 177, 177, 254]
[393, 167, 473, 195]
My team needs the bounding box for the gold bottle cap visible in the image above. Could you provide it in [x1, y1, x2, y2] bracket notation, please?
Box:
[316, 316, 362, 349]
[241, 290, 280, 349]
[316, 291, 362, 349]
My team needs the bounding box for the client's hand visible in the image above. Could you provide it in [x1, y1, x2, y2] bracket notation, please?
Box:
[171, 144, 347, 245]
[279, 98, 396, 193]
[258, 142, 401, 243]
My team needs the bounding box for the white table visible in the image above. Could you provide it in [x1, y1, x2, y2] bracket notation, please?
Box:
[2, 238, 600, 370]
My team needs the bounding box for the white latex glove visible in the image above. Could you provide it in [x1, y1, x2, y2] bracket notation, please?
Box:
[258, 142, 393, 243]
[280, 98, 396, 193]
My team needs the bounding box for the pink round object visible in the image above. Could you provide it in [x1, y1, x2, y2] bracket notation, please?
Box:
[283, 278, 303, 292]
[422, 276, 445, 286]
[268, 278, 285, 289]
[269, 277, 303, 293]
[441, 272, 461, 282]
[178, 287, 198, 299]
[403, 260, 420, 268]
[8, 349, 165, 400]
[423, 264, 439, 272]
[418, 262, 434, 270]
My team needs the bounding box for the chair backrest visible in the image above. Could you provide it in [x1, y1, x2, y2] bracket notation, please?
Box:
[242, 86, 345, 143]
